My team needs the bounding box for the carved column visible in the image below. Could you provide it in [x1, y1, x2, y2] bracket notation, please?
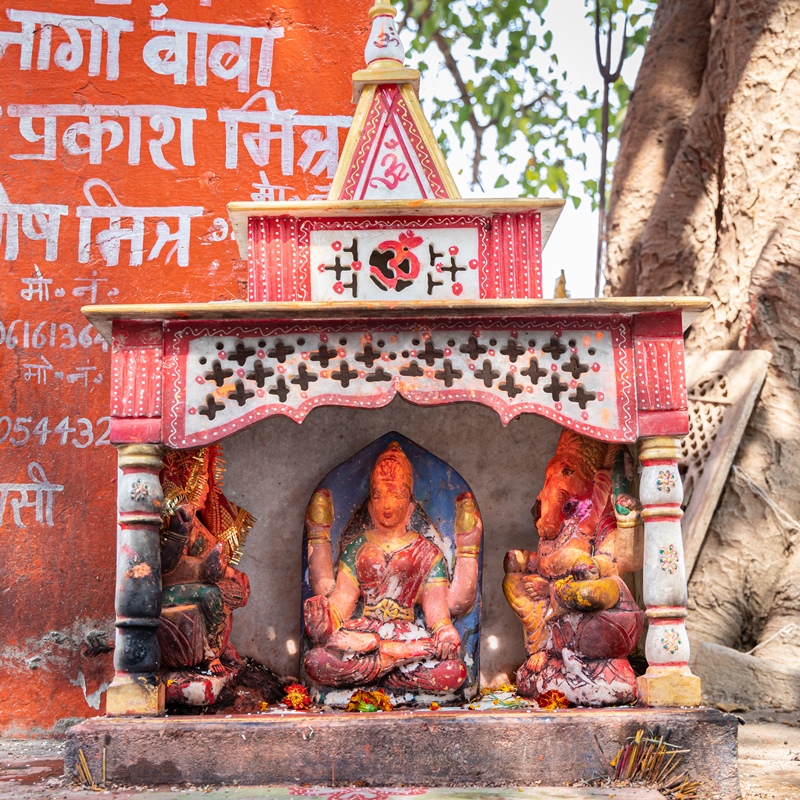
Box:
[106, 444, 165, 716]
[637, 436, 701, 707]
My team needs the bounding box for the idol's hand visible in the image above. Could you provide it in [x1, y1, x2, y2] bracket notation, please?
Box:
[433, 623, 461, 660]
[455, 492, 482, 548]
[201, 541, 228, 583]
[304, 594, 339, 645]
[306, 489, 334, 528]
[615, 493, 642, 527]
[168, 503, 195, 540]
[570, 554, 600, 582]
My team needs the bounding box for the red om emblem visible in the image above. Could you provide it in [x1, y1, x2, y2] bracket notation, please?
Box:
[369, 230, 424, 292]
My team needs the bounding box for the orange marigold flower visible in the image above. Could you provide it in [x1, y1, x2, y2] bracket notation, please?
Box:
[345, 689, 394, 713]
[536, 690, 570, 710]
[283, 683, 312, 711]
[429, 701, 440, 711]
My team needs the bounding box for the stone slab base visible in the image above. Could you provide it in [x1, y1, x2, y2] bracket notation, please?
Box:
[66, 708, 739, 798]
[693, 641, 800, 709]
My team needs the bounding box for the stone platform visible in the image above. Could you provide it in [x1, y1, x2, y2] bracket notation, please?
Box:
[66, 707, 739, 797]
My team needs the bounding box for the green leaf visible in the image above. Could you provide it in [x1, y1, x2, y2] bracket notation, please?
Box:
[399, 0, 656, 206]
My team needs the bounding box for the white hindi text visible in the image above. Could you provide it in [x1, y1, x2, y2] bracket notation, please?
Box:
[143, 17, 284, 92]
[0, 462, 64, 528]
[77, 178, 204, 267]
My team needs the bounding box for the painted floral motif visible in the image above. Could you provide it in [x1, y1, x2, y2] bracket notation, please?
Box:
[129, 478, 151, 502]
[655, 469, 676, 493]
[659, 544, 680, 574]
[661, 630, 682, 655]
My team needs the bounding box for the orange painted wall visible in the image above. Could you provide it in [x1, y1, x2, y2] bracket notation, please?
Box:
[0, 0, 364, 736]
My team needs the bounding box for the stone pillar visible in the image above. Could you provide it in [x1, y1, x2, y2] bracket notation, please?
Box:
[106, 444, 165, 716]
[637, 436, 701, 707]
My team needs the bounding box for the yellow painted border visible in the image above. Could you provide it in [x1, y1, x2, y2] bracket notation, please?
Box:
[399, 83, 461, 199]
[327, 85, 377, 202]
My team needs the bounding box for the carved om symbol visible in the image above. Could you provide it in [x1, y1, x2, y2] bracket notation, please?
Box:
[369, 153, 410, 190]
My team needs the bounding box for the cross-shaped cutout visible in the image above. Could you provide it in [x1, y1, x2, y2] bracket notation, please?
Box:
[268, 340, 295, 363]
[441, 258, 466, 282]
[429, 244, 444, 265]
[291, 363, 319, 391]
[521, 357, 547, 385]
[427, 273, 444, 295]
[342, 238, 359, 262]
[498, 374, 523, 398]
[324, 257, 351, 281]
[434, 360, 463, 387]
[204, 360, 233, 387]
[419, 340, 444, 366]
[473, 360, 499, 388]
[543, 374, 569, 402]
[227, 341, 255, 366]
[268, 378, 290, 403]
[500, 338, 525, 363]
[366, 367, 392, 382]
[246, 361, 273, 387]
[331, 361, 359, 388]
[309, 343, 338, 368]
[542, 335, 568, 360]
[355, 343, 381, 368]
[198, 394, 226, 420]
[561, 354, 590, 379]
[339, 275, 358, 298]
[568, 383, 597, 409]
[400, 361, 424, 377]
[227, 380, 255, 406]
[459, 336, 487, 360]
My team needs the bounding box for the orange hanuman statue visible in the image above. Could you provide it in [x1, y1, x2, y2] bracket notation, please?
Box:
[504, 430, 644, 706]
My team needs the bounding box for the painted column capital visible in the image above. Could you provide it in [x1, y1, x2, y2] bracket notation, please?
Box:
[639, 436, 683, 463]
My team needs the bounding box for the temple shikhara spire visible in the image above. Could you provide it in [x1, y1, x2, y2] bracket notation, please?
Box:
[327, 0, 460, 201]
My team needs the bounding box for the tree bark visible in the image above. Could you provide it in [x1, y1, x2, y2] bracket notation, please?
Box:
[606, 0, 800, 666]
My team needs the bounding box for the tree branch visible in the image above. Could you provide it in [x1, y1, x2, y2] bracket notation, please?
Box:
[428, 28, 486, 187]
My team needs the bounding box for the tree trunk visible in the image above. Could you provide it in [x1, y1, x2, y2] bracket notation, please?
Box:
[606, 0, 800, 666]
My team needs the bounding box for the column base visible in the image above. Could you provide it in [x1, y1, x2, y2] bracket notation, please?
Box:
[637, 666, 701, 707]
[106, 674, 165, 716]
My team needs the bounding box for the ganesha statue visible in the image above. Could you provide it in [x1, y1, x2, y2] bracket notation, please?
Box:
[504, 429, 644, 706]
[301, 433, 482, 706]
[157, 445, 255, 703]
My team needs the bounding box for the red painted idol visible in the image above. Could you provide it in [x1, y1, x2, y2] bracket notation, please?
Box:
[158, 445, 254, 705]
[504, 430, 644, 706]
[301, 435, 483, 706]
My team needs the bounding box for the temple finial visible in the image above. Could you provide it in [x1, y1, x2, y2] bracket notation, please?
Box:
[364, 0, 405, 69]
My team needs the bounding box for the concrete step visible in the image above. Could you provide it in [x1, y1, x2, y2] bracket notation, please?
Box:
[0, 785, 663, 800]
[66, 707, 738, 797]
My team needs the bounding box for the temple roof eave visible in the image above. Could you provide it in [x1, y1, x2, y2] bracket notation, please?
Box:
[227, 197, 566, 259]
[83, 296, 710, 344]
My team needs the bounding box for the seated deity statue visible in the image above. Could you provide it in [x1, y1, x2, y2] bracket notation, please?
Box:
[503, 429, 644, 706]
[302, 438, 482, 703]
[158, 445, 254, 680]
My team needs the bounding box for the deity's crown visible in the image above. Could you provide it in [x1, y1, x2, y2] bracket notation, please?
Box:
[370, 442, 413, 493]
[553, 430, 610, 479]
[162, 446, 214, 511]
